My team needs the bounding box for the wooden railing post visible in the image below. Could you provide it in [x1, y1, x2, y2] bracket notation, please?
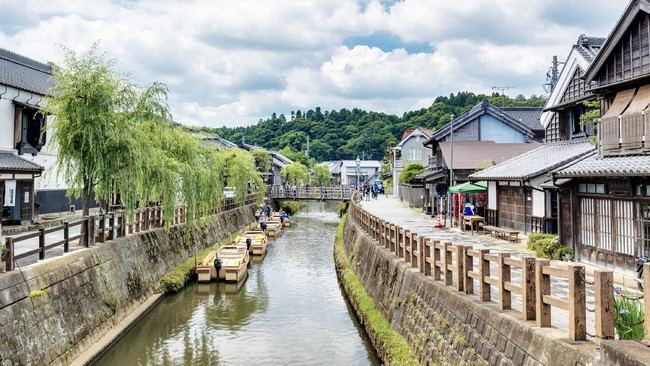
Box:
[5, 237, 14, 271]
[456, 244, 464, 292]
[444, 242, 452, 286]
[424, 239, 432, 276]
[416, 236, 424, 272]
[594, 269, 614, 344]
[120, 212, 127, 237]
[479, 249, 490, 301]
[85, 216, 96, 247]
[498, 253, 511, 310]
[98, 214, 105, 243]
[38, 228, 45, 260]
[536, 259, 551, 327]
[63, 222, 70, 252]
[464, 246, 474, 295]
[522, 257, 536, 321]
[433, 240, 441, 281]
[143, 208, 150, 231]
[109, 212, 116, 240]
[402, 229, 409, 261]
[568, 263, 586, 341]
[645, 263, 650, 340]
[135, 210, 141, 233]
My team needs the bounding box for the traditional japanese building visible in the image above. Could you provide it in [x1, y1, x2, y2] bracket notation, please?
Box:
[550, 0, 650, 270]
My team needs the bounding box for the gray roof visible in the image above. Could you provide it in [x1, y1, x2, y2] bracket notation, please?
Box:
[0, 48, 54, 95]
[554, 154, 650, 177]
[439, 141, 541, 170]
[574, 34, 605, 62]
[201, 135, 238, 149]
[501, 107, 544, 131]
[0, 152, 44, 172]
[469, 140, 595, 181]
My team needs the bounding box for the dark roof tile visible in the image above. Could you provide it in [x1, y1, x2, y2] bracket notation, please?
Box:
[439, 141, 541, 170]
[554, 154, 650, 177]
[0, 48, 54, 95]
[470, 140, 595, 180]
[0, 152, 44, 172]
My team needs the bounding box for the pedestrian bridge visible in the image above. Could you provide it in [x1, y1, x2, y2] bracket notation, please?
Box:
[267, 185, 355, 201]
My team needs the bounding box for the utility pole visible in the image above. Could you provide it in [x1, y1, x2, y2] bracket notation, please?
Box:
[491, 86, 515, 110]
[305, 135, 310, 157]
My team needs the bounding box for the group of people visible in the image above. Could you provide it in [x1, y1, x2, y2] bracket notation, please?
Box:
[254, 203, 290, 231]
[361, 185, 379, 201]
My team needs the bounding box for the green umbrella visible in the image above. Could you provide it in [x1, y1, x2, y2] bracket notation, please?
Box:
[448, 181, 487, 193]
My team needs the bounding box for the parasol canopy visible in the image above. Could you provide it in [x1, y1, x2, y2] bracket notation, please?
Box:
[448, 181, 487, 193]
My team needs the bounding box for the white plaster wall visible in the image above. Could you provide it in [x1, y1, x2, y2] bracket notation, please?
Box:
[532, 190, 545, 218]
[488, 182, 497, 210]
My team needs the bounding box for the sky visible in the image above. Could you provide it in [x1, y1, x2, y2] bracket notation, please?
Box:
[0, 0, 629, 128]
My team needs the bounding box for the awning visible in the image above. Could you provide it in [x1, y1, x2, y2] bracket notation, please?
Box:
[601, 88, 636, 152]
[448, 181, 487, 193]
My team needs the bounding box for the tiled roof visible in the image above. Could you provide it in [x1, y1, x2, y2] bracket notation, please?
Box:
[0, 152, 44, 172]
[0, 48, 54, 95]
[554, 154, 650, 177]
[438, 141, 541, 170]
[574, 34, 605, 62]
[501, 107, 543, 131]
[470, 140, 595, 180]
[400, 126, 434, 145]
[428, 99, 539, 143]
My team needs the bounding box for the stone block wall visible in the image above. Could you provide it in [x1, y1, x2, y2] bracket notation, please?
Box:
[341, 215, 600, 366]
[0, 205, 254, 366]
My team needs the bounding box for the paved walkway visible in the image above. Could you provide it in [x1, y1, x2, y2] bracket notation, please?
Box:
[358, 194, 641, 342]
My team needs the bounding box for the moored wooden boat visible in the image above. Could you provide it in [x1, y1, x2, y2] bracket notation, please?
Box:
[197, 243, 249, 282]
[235, 230, 268, 256]
[266, 219, 282, 237]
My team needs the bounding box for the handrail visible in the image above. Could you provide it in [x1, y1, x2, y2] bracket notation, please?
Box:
[347, 202, 623, 344]
[2, 193, 257, 273]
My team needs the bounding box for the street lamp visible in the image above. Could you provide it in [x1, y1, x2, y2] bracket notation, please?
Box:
[392, 146, 401, 197]
[449, 113, 455, 227]
[355, 155, 361, 192]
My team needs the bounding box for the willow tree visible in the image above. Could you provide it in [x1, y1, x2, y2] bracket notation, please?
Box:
[312, 163, 331, 186]
[280, 162, 310, 186]
[43, 44, 171, 218]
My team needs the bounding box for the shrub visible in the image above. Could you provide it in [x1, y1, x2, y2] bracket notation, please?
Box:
[527, 233, 556, 250]
[554, 246, 573, 261]
[529, 235, 564, 259]
[613, 286, 644, 340]
[279, 201, 303, 216]
[337, 202, 348, 217]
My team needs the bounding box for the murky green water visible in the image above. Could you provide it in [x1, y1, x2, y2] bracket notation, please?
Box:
[92, 203, 380, 366]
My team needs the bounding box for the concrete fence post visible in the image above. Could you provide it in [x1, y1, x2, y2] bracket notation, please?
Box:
[444, 242, 452, 286]
[109, 212, 116, 240]
[536, 259, 551, 327]
[98, 214, 105, 243]
[594, 269, 614, 344]
[63, 222, 70, 252]
[456, 245, 464, 292]
[38, 228, 45, 260]
[479, 249, 490, 302]
[498, 253, 511, 310]
[463, 246, 473, 295]
[568, 263, 586, 341]
[522, 257, 536, 321]
[85, 216, 96, 247]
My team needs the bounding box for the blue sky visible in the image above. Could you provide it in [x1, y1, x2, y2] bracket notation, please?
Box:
[0, 0, 629, 128]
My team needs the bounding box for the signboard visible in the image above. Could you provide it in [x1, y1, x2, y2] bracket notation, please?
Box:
[609, 179, 632, 195]
[4, 180, 16, 207]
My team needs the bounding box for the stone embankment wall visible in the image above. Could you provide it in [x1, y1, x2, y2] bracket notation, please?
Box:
[340, 215, 601, 366]
[0, 206, 254, 366]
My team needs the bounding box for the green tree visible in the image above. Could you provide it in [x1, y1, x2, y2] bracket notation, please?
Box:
[399, 163, 425, 184]
[312, 164, 331, 186]
[43, 44, 171, 218]
[580, 99, 600, 145]
[280, 162, 310, 186]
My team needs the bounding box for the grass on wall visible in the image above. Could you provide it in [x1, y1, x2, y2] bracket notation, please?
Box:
[334, 214, 420, 366]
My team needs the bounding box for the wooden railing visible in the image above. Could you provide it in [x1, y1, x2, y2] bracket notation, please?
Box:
[3, 194, 257, 272]
[268, 185, 355, 201]
[347, 202, 645, 344]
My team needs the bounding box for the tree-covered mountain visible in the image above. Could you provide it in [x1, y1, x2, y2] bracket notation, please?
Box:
[193, 92, 546, 163]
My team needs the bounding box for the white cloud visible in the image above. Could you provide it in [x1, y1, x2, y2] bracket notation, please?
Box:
[0, 0, 629, 128]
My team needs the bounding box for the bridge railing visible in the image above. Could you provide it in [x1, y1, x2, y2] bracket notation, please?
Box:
[347, 203, 629, 344]
[268, 185, 355, 200]
[2, 194, 257, 272]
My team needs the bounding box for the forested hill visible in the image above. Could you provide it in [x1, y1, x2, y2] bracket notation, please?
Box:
[193, 92, 546, 163]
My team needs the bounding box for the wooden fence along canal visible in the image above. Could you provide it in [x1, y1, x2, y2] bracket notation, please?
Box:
[268, 185, 355, 201]
[348, 203, 650, 344]
[2, 195, 257, 272]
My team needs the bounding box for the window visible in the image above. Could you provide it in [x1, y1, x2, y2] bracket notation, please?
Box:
[14, 104, 46, 156]
[578, 183, 605, 193]
[407, 149, 421, 161]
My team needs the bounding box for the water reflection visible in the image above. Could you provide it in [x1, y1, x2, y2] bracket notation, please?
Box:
[93, 202, 380, 366]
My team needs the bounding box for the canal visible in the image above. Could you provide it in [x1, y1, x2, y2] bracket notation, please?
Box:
[92, 203, 381, 365]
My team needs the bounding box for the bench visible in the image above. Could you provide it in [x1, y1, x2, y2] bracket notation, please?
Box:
[482, 225, 520, 243]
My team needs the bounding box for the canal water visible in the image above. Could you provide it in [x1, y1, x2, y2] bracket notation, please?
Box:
[92, 203, 381, 365]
